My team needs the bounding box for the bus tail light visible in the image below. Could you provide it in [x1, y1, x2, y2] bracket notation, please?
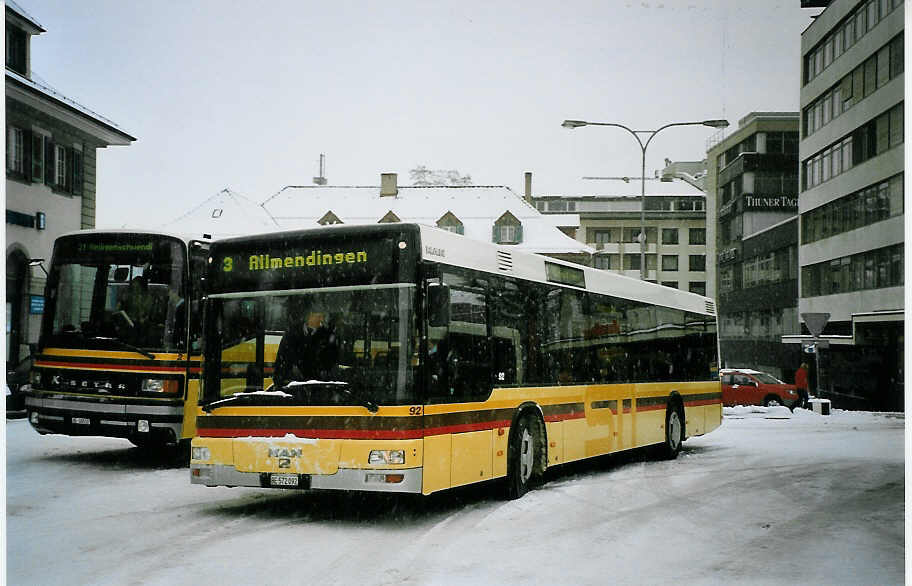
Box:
[141, 378, 180, 394]
[368, 450, 405, 465]
[366, 473, 405, 484]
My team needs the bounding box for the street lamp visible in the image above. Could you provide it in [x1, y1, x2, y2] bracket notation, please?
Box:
[562, 118, 729, 280]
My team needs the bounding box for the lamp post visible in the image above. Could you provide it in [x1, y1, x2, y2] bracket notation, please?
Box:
[562, 118, 729, 280]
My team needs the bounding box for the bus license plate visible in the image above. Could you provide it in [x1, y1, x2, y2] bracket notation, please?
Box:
[269, 474, 299, 487]
[72, 417, 91, 425]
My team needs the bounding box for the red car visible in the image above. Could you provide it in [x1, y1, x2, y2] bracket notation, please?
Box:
[720, 368, 800, 410]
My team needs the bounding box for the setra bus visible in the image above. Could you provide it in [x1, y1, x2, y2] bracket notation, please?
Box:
[26, 230, 209, 448]
[190, 223, 721, 497]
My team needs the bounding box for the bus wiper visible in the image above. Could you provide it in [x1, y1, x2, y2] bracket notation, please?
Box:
[277, 380, 379, 413]
[87, 336, 155, 360]
[202, 389, 292, 412]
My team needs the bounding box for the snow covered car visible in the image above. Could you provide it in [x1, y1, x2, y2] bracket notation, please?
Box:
[720, 368, 800, 410]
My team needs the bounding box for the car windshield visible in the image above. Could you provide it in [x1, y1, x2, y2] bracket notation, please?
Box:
[752, 372, 784, 384]
[203, 285, 417, 407]
[42, 236, 187, 353]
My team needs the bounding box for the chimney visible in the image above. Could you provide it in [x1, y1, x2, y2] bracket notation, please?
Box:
[524, 172, 532, 203]
[380, 173, 398, 197]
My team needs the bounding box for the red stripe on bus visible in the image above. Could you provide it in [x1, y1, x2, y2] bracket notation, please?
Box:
[685, 399, 722, 407]
[36, 361, 189, 373]
[198, 419, 525, 440]
[543, 411, 586, 422]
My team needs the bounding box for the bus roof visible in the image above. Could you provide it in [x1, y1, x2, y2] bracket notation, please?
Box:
[210, 223, 716, 317]
[416, 224, 716, 317]
[54, 228, 211, 246]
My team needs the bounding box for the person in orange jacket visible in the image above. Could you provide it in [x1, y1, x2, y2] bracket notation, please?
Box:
[794, 362, 809, 409]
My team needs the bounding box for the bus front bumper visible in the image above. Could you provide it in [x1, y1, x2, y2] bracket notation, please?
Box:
[190, 464, 423, 493]
[25, 394, 183, 443]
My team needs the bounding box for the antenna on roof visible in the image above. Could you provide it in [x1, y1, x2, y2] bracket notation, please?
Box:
[313, 154, 327, 185]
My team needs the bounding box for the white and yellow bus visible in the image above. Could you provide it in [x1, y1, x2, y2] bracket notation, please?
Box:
[191, 224, 721, 498]
[26, 230, 209, 448]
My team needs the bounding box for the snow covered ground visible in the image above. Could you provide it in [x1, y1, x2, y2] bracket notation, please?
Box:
[5, 408, 904, 585]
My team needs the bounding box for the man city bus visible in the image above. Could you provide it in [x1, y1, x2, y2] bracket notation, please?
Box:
[191, 223, 721, 497]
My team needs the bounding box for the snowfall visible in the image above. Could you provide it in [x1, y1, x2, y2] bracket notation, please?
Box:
[4, 406, 905, 586]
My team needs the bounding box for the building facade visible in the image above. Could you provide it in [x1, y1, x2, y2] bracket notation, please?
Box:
[5, 1, 135, 365]
[796, 0, 904, 410]
[705, 112, 802, 380]
[533, 178, 709, 292]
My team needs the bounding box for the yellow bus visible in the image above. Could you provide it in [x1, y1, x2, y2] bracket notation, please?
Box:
[191, 224, 721, 497]
[26, 230, 209, 449]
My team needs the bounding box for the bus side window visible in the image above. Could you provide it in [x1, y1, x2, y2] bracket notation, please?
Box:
[430, 283, 492, 403]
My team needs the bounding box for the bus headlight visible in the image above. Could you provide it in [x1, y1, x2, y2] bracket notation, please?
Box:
[191, 446, 211, 461]
[141, 379, 180, 394]
[368, 450, 405, 465]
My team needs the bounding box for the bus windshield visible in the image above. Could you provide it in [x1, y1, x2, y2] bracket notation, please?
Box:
[203, 285, 417, 408]
[42, 234, 187, 353]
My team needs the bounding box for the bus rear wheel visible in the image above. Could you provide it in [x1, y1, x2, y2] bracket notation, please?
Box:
[661, 405, 684, 460]
[506, 415, 540, 499]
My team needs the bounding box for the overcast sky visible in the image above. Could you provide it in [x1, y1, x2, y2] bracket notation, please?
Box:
[22, 1, 815, 228]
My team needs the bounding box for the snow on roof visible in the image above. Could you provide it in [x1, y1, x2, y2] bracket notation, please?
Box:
[262, 184, 594, 255]
[6, 69, 135, 143]
[160, 188, 280, 238]
[6, 0, 45, 33]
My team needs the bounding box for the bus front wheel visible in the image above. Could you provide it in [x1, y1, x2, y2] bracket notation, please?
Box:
[506, 415, 540, 499]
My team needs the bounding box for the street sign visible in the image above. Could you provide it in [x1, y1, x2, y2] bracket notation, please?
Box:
[801, 312, 830, 337]
[803, 343, 816, 354]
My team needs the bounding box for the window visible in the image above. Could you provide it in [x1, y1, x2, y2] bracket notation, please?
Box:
[55, 144, 67, 188]
[493, 213, 522, 244]
[436, 212, 464, 234]
[494, 224, 521, 244]
[661, 228, 679, 245]
[590, 229, 615, 244]
[689, 282, 706, 296]
[661, 255, 678, 271]
[661, 281, 678, 289]
[623, 227, 655, 244]
[5, 24, 27, 75]
[7, 126, 24, 174]
[623, 254, 641, 271]
[689, 255, 706, 272]
[547, 200, 576, 212]
[877, 45, 890, 88]
[31, 133, 44, 181]
[594, 255, 618, 270]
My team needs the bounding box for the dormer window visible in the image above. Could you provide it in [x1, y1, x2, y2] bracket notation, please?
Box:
[436, 211, 464, 234]
[492, 212, 523, 245]
[318, 211, 343, 226]
[5, 23, 28, 75]
[378, 210, 400, 224]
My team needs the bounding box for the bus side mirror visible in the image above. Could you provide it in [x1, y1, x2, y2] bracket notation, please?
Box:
[427, 285, 450, 327]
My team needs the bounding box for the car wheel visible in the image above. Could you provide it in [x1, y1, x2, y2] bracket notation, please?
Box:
[763, 395, 782, 408]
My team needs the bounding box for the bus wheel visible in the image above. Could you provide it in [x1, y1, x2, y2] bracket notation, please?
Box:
[661, 405, 684, 460]
[506, 415, 538, 499]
